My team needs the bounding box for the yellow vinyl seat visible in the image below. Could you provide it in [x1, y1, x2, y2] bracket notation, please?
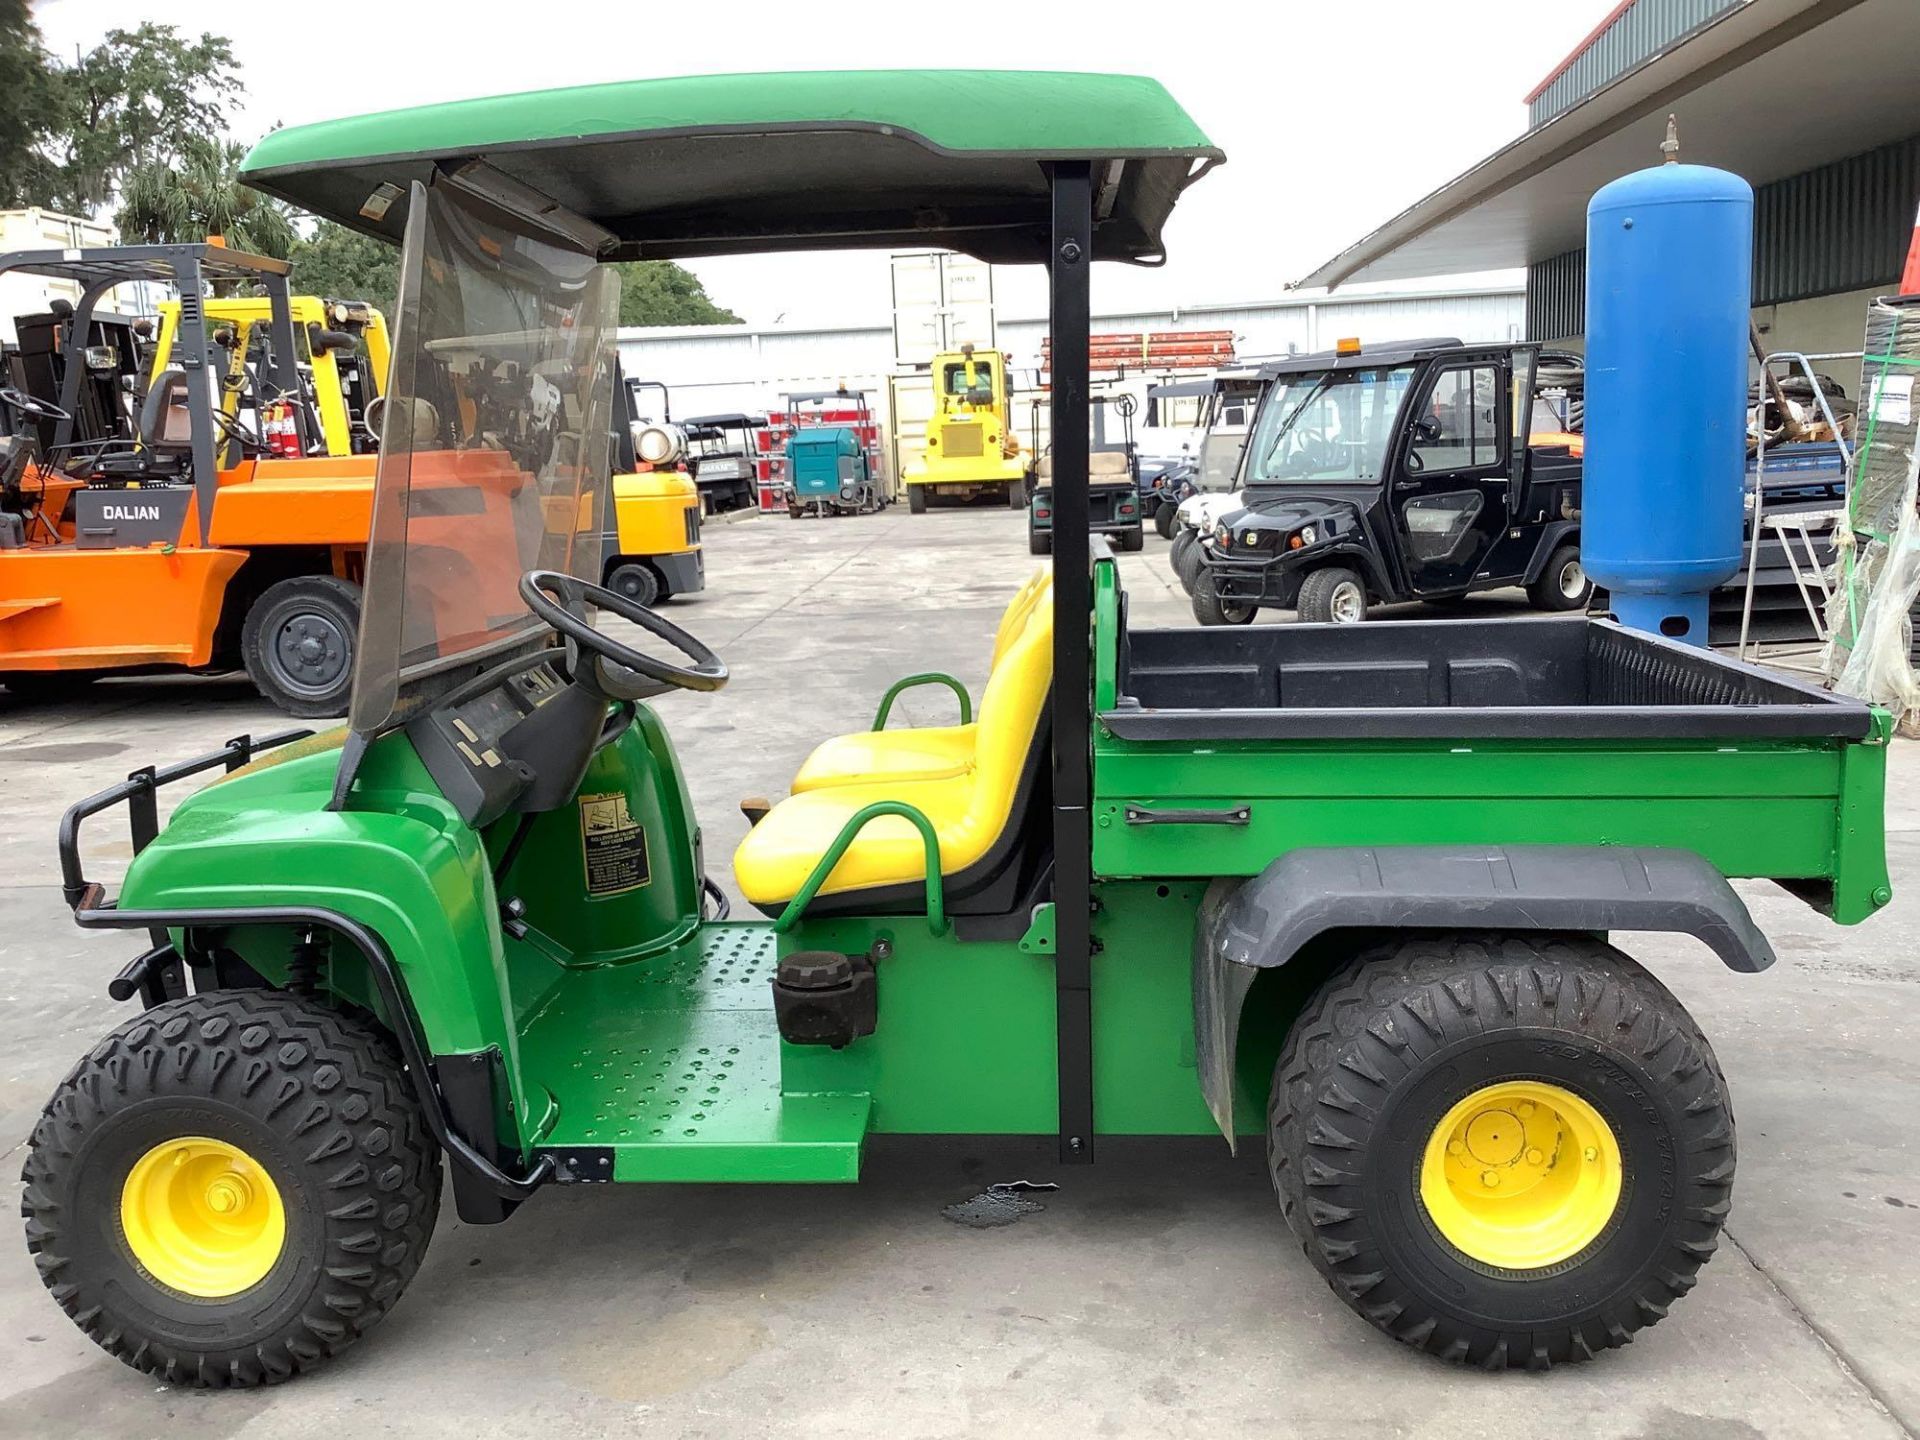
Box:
[734, 596, 1052, 909]
[789, 567, 1050, 793]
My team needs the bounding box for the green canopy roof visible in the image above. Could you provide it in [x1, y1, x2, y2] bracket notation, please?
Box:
[241, 70, 1222, 264]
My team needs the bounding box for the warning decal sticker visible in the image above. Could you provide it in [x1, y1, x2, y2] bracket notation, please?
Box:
[579, 791, 651, 896]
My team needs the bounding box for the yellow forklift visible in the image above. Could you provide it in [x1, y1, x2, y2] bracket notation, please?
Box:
[903, 342, 1026, 511]
[150, 293, 389, 458]
[600, 368, 704, 606]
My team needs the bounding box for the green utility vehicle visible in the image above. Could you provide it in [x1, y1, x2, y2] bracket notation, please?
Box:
[25, 71, 1891, 1387]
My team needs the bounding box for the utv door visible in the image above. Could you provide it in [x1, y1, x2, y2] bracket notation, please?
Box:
[1393, 358, 1511, 594]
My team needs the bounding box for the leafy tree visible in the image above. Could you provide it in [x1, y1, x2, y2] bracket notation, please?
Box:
[613, 260, 741, 326]
[116, 136, 295, 262]
[0, 0, 58, 207]
[289, 221, 400, 308]
[43, 24, 240, 216]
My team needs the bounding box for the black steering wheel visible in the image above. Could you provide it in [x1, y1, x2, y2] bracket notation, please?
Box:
[518, 569, 728, 699]
[0, 386, 69, 422]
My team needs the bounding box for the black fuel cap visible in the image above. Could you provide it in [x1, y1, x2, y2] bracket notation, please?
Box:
[777, 950, 853, 991]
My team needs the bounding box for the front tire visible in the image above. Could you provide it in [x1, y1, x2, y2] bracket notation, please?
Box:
[1170, 529, 1202, 592]
[1191, 569, 1256, 625]
[1528, 543, 1592, 612]
[1155, 502, 1177, 539]
[1269, 932, 1734, 1369]
[241, 575, 361, 718]
[908, 486, 928, 515]
[606, 561, 662, 608]
[1296, 566, 1369, 624]
[22, 990, 442, 1387]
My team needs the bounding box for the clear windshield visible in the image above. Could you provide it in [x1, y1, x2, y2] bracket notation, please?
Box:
[1245, 365, 1415, 485]
[941, 361, 994, 405]
[1197, 426, 1249, 491]
[348, 178, 619, 734]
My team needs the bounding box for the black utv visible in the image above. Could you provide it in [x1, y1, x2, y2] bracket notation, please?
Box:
[1191, 339, 1589, 625]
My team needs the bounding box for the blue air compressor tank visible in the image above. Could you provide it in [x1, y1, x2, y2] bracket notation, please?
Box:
[1582, 159, 1752, 644]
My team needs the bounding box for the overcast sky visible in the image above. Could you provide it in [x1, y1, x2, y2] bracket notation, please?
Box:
[33, 0, 1603, 325]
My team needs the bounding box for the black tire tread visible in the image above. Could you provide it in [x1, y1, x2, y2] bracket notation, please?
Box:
[240, 574, 361, 719]
[22, 989, 441, 1388]
[1268, 931, 1733, 1370]
[1295, 566, 1367, 624]
[1190, 569, 1255, 625]
[1527, 543, 1590, 612]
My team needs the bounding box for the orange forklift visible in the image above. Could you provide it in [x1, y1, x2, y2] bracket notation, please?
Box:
[0, 243, 382, 715]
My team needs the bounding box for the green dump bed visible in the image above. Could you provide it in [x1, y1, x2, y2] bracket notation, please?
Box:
[1090, 565, 1890, 923]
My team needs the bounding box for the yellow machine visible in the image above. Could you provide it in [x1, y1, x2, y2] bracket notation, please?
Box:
[150, 295, 390, 458]
[903, 342, 1026, 511]
[598, 377, 705, 606]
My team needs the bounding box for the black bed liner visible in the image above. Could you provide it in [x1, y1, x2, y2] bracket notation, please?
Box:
[1105, 615, 1874, 741]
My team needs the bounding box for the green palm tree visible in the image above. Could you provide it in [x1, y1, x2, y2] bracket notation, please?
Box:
[115, 135, 295, 262]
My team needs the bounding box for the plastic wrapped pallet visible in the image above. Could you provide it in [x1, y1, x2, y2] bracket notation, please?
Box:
[1826, 297, 1920, 727]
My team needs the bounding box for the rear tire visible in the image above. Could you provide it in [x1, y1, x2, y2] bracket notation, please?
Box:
[22, 989, 442, 1387]
[1118, 525, 1146, 553]
[1528, 543, 1592, 612]
[908, 486, 927, 515]
[1191, 569, 1256, 625]
[1269, 932, 1734, 1369]
[606, 561, 662, 608]
[241, 575, 360, 718]
[1028, 529, 1052, 556]
[1006, 482, 1026, 510]
[1296, 566, 1369, 624]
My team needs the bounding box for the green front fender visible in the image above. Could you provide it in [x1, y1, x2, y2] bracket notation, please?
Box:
[116, 734, 527, 1136]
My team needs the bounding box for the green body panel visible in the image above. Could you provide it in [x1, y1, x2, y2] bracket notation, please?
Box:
[117, 707, 711, 1156]
[120, 732, 518, 1074]
[241, 71, 1217, 176]
[1088, 559, 1892, 924]
[775, 916, 1059, 1135]
[1088, 882, 1253, 1135]
[491, 704, 705, 973]
[515, 924, 869, 1182]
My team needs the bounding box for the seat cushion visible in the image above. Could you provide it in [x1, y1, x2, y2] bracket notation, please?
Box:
[790, 724, 976, 792]
[737, 580, 1054, 911]
[791, 570, 1050, 794]
[733, 775, 1004, 907]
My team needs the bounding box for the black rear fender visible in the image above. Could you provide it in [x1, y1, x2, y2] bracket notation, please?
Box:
[1193, 845, 1773, 1145]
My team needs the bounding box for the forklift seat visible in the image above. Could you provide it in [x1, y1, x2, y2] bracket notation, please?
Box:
[789, 568, 1050, 792]
[138, 370, 196, 452]
[732, 593, 1053, 910]
[90, 370, 194, 482]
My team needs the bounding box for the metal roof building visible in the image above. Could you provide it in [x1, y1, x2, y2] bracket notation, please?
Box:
[619, 283, 1524, 418]
[1301, 0, 1920, 353]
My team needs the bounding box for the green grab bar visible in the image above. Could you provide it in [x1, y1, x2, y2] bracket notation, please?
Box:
[773, 801, 948, 936]
[871, 672, 972, 730]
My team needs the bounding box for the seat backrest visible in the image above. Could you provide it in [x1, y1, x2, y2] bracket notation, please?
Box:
[990, 567, 1050, 668]
[970, 597, 1053, 820]
[137, 369, 194, 453]
[1034, 451, 1131, 482]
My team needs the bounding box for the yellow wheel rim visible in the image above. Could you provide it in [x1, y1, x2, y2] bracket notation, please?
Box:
[1418, 1081, 1622, 1270]
[120, 1136, 286, 1298]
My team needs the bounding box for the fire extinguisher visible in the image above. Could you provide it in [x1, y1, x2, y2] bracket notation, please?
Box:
[262, 400, 302, 458]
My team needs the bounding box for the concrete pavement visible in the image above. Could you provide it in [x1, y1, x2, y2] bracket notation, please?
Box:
[0, 507, 1913, 1439]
